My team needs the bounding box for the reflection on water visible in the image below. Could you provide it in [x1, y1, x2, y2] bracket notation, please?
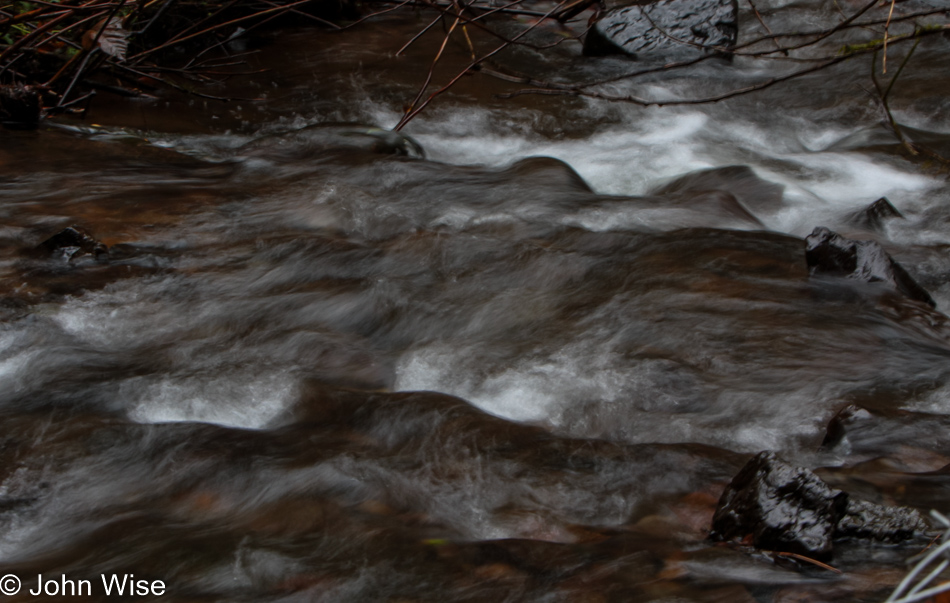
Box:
[1, 0, 949, 599]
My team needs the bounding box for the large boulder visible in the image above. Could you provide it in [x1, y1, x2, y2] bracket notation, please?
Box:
[584, 0, 738, 60]
[805, 227, 935, 308]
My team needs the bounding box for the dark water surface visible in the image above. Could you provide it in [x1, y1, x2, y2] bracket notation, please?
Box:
[1, 0, 950, 600]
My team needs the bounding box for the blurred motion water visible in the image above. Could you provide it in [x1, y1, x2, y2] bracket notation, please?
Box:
[1, 0, 949, 599]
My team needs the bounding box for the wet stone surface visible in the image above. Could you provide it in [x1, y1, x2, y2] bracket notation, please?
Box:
[805, 227, 936, 308]
[711, 452, 930, 560]
[711, 451, 849, 559]
[846, 197, 904, 232]
[37, 226, 109, 261]
[584, 0, 739, 59]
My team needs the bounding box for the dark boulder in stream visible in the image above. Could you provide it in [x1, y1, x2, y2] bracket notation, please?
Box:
[584, 0, 738, 60]
[711, 451, 847, 559]
[711, 452, 929, 560]
[805, 227, 935, 308]
[37, 226, 109, 261]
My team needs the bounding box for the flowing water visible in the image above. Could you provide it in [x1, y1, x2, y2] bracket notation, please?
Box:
[1, 0, 950, 600]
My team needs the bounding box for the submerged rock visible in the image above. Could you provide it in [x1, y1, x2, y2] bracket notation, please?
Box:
[805, 227, 935, 308]
[584, 0, 738, 60]
[240, 123, 425, 161]
[711, 452, 929, 560]
[38, 226, 108, 261]
[651, 165, 771, 227]
[820, 404, 950, 472]
[846, 197, 903, 232]
[652, 165, 784, 215]
[502, 157, 592, 193]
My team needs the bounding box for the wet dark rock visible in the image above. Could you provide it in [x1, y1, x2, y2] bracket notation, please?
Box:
[0, 84, 41, 130]
[38, 226, 109, 261]
[805, 227, 935, 308]
[584, 0, 738, 60]
[847, 197, 903, 232]
[711, 451, 847, 560]
[711, 452, 930, 559]
[836, 499, 928, 543]
[820, 404, 873, 450]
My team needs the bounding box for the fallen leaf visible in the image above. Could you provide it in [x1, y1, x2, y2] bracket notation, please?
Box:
[82, 17, 129, 60]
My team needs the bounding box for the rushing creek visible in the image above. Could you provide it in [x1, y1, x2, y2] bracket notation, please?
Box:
[2, 0, 950, 600]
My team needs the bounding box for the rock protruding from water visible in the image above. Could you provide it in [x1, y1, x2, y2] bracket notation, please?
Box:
[584, 0, 738, 60]
[711, 452, 929, 560]
[820, 404, 873, 449]
[805, 227, 935, 308]
[0, 84, 41, 130]
[847, 197, 903, 232]
[836, 499, 928, 543]
[38, 226, 109, 261]
[711, 451, 847, 560]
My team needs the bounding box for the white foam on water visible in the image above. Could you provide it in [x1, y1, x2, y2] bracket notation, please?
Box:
[385, 101, 944, 241]
[41, 278, 299, 428]
[125, 372, 295, 428]
[0, 352, 36, 395]
[394, 341, 638, 430]
[398, 106, 712, 196]
[396, 344, 576, 422]
[0, 326, 40, 401]
[396, 337, 854, 451]
[761, 155, 938, 236]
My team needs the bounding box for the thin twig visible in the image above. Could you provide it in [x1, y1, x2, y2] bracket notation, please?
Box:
[883, 0, 896, 73]
[394, 0, 570, 130]
[747, 0, 785, 55]
[396, 13, 441, 55]
[501, 54, 853, 106]
[774, 551, 842, 574]
[402, 13, 460, 116]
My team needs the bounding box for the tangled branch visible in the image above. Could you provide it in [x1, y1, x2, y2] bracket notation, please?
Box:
[363, 0, 948, 139]
[0, 0, 350, 124]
